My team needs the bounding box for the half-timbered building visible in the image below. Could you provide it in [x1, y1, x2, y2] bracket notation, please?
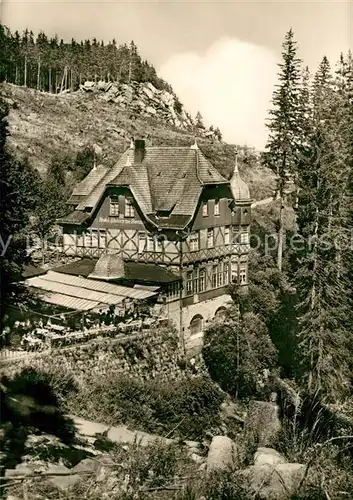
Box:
[58, 139, 252, 350]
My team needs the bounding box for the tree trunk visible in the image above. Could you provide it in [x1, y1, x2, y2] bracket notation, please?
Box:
[15, 66, 19, 85]
[37, 55, 41, 90]
[24, 55, 27, 87]
[277, 197, 284, 271]
[49, 67, 52, 93]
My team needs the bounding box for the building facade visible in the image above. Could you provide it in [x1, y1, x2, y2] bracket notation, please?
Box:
[58, 139, 252, 351]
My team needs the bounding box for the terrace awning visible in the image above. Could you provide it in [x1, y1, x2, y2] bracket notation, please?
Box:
[25, 270, 158, 312]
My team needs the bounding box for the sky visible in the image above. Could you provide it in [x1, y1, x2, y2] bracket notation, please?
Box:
[1, 0, 352, 149]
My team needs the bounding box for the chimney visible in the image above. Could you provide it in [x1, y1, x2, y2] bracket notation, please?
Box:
[134, 139, 145, 163]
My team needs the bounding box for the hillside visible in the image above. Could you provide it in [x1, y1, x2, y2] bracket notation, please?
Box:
[1, 82, 275, 202]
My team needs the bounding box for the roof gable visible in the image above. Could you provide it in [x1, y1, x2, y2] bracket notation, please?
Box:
[63, 144, 229, 229]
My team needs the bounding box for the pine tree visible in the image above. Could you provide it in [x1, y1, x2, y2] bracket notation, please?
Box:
[264, 29, 303, 271]
[0, 99, 40, 334]
[293, 57, 352, 399]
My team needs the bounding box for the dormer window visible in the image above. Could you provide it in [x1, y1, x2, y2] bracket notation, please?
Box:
[110, 196, 120, 216]
[202, 202, 208, 217]
[214, 200, 220, 216]
[125, 199, 134, 218]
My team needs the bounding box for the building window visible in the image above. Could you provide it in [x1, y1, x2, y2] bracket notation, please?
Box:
[217, 263, 224, 287]
[186, 271, 193, 295]
[125, 199, 134, 218]
[77, 233, 84, 247]
[147, 234, 154, 252]
[138, 232, 146, 253]
[199, 269, 205, 292]
[155, 237, 163, 253]
[240, 232, 249, 244]
[224, 226, 230, 245]
[193, 273, 199, 294]
[207, 228, 214, 248]
[84, 232, 92, 247]
[91, 229, 99, 247]
[202, 202, 208, 217]
[110, 196, 120, 216]
[211, 265, 217, 288]
[223, 261, 229, 285]
[231, 261, 238, 283]
[239, 266, 247, 285]
[190, 315, 203, 336]
[99, 230, 107, 248]
[168, 282, 179, 299]
[214, 200, 220, 216]
[232, 227, 239, 244]
[189, 232, 199, 252]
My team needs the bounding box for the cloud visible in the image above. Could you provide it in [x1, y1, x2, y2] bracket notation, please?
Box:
[159, 37, 279, 150]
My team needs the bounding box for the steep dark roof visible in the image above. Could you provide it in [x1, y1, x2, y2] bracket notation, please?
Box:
[61, 144, 229, 230]
[53, 258, 180, 285]
[12, 264, 47, 282]
[123, 261, 180, 284]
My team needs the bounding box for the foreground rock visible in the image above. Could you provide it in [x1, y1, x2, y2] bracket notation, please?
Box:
[254, 447, 287, 466]
[206, 436, 238, 474]
[46, 464, 81, 491]
[242, 463, 305, 499]
[245, 400, 281, 447]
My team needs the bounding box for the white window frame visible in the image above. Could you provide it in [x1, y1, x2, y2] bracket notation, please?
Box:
[239, 266, 247, 285]
[240, 232, 249, 244]
[224, 226, 230, 245]
[155, 237, 163, 253]
[147, 234, 154, 252]
[186, 271, 193, 295]
[125, 198, 134, 218]
[99, 230, 107, 249]
[110, 196, 120, 217]
[91, 229, 99, 247]
[214, 200, 220, 216]
[207, 228, 214, 248]
[202, 202, 208, 217]
[231, 261, 238, 283]
[189, 232, 199, 252]
[199, 269, 205, 292]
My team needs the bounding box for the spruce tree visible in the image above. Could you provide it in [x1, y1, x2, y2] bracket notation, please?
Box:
[293, 57, 352, 399]
[0, 99, 40, 335]
[264, 29, 303, 271]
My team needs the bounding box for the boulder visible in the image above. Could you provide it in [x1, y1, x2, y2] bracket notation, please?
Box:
[5, 464, 32, 478]
[206, 436, 238, 474]
[145, 106, 157, 115]
[72, 458, 100, 475]
[254, 447, 287, 466]
[242, 463, 305, 500]
[46, 464, 81, 491]
[142, 86, 155, 99]
[245, 401, 281, 447]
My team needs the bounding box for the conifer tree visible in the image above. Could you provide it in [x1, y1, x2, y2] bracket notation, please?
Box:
[264, 29, 303, 271]
[0, 99, 40, 333]
[293, 57, 352, 399]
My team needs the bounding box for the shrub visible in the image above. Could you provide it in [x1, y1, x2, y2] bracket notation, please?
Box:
[203, 311, 277, 398]
[72, 374, 224, 440]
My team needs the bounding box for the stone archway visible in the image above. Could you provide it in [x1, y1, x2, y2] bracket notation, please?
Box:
[189, 314, 203, 337]
[214, 306, 228, 320]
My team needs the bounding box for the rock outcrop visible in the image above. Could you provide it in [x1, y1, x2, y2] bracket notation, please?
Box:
[206, 435, 238, 474]
[242, 463, 305, 500]
[244, 400, 281, 447]
[79, 80, 221, 141]
[254, 447, 287, 466]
